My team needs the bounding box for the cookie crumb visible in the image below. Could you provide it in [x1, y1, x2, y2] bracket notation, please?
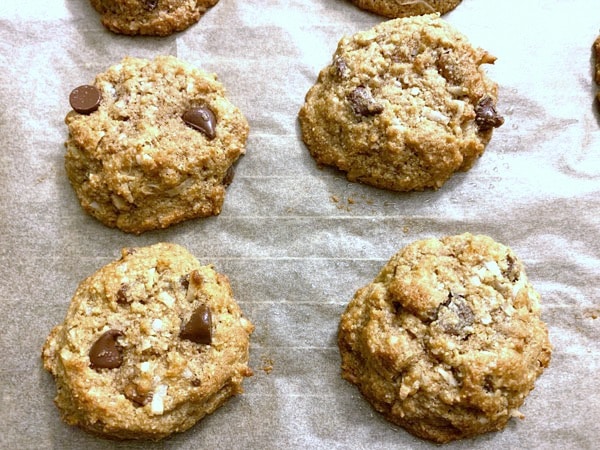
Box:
[260, 356, 274, 374]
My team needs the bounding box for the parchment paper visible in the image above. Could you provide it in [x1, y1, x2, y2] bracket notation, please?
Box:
[1, 0, 599, 448]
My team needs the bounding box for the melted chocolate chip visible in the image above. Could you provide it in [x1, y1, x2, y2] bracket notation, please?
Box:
[116, 284, 129, 305]
[89, 329, 124, 370]
[182, 106, 217, 139]
[180, 304, 212, 345]
[69, 85, 102, 115]
[475, 97, 504, 131]
[436, 293, 474, 336]
[123, 383, 152, 406]
[348, 86, 384, 117]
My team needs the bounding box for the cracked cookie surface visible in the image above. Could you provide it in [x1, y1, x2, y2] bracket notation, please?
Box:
[42, 243, 254, 440]
[349, 0, 462, 18]
[90, 0, 219, 36]
[338, 233, 551, 443]
[65, 56, 248, 234]
[298, 14, 503, 191]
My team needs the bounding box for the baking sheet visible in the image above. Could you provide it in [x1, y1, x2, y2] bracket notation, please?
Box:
[1, 0, 599, 448]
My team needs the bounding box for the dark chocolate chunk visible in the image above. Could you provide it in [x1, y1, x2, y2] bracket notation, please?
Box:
[435, 293, 474, 336]
[89, 329, 124, 370]
[348, 86, 384, 117]
[222, 165, 235, 187]
[180, 273, 190, 290]
[123, 383, 152, 406]
[475, 96, 504, 131]
[180, 304, 212, 345]
[182, 106, 217, 139]
[116, 284, 129, 304]
[503, 254, 521, 283]
[333, 57, 350, 79]
[69, 85, 102, 115]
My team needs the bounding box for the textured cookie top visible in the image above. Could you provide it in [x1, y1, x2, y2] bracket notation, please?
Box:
[350, 0, 462, 18]
[42, 243, 254, 440]
[90, 0, 219, 36]
[338, 234, 551, 443]
[299, 15, 503, 191]
[65, 56, 249, 233]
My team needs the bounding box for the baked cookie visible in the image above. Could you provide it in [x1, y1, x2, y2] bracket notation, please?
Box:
[65, 56, 248, 234]
[90, 0, 219, 36]
[42, 243, 254, 440]
[338, 233, 551, 443]
[350, 0, 462, 18]
[594, 35, 600, 102]
[298, 15, 504, 191]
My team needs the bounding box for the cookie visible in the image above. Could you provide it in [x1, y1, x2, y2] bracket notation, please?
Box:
[42, 243, 254, 440]
[298, 15, 504, 191]
[349, 0, 462, 18]
[594, 35, 600, 101]
[65, 56, 249, 234]
[338, 233, 551, 443]
[90, 0, 219, 36]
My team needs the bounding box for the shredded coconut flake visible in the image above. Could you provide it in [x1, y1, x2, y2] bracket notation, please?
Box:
[151, 319, 163, 332]
[151, 385, 167, 415]
[436, 367, 458, 387]
[157, 291, 175, 307]
[484, 261, 502, 278]
[424, 108, 450, 125]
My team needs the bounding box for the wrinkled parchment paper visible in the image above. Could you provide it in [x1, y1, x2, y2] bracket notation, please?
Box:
[1, 0, 599, 448]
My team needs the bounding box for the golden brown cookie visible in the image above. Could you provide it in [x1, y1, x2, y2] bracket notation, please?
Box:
[350, 0, 462, 18]
[65, 56, 249, 234]
[299, 15, 503, 192]
[338, 233, 551, 443]
[42, 243, 254, 440]
[90, 0, 219, 36]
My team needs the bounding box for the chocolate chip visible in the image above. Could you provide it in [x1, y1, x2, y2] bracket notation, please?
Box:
[116, 284, 129, 305]
[333, 57, 350, 79]
[143, 0, 158, 10]
[435, 293, 474, 336]
[89, 329, 124, 370]
[475, 96, 504, 131]
[123, 383, 151, 406]
[182, 106, 217, 140]
[180, 304, 212, 345]
[503, 254, 521, 283]
[69, 85, 102, 115]
[222, 165, 235, 188]
[180, 274, 190, 290]
[348, 86, 384, 117]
